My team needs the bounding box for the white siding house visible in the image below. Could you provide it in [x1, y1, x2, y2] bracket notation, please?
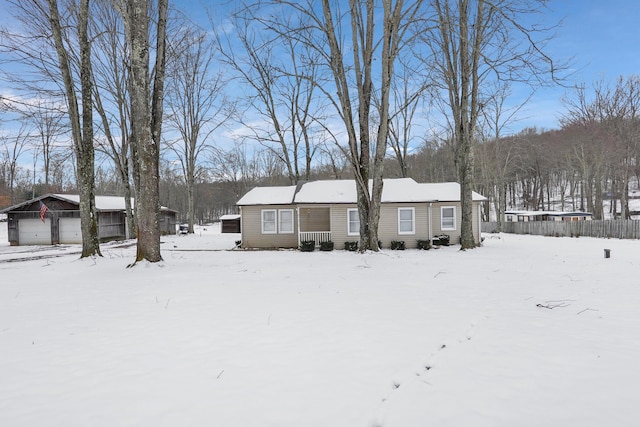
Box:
[237, 178, 486, 250]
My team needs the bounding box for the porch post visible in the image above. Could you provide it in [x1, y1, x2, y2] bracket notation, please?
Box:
[296, 207, 301, 247]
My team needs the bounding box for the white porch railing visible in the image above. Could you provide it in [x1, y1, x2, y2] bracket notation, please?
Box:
[299, 231, 332, 247]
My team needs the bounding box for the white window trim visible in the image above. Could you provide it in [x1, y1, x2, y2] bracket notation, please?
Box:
[278, 209, 294, 234]
[261, 209, 277, 234]
[398, 207, 415, 235]
[347, 208, 360, 236]
[441, 206, 456, 231]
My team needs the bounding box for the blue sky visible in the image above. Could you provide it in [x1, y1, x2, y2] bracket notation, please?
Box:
[173, 0, 640, 135]
[508, 0, 640, 132]
[1, 0, 638, 138]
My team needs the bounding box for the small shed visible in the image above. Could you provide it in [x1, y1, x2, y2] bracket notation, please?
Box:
[159, 207, 179, 235]
[220, 214, 241, 233]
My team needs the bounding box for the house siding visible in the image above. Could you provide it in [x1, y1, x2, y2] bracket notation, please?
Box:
[329, 204, 357, 249]
[429, 202, 482, 245]
[239, 202, 482, 249]
[324, 202, 481, 249]
[240, 205, 299, 249]
[236, 179, 485, 250]
[329, 203, 433, 249]
[377, 203, 429, 249]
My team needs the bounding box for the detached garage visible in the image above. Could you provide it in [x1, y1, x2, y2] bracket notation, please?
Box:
[1, 194, 178, 246]
[18, 218, 52, 245]
[59, 217, 82, 244]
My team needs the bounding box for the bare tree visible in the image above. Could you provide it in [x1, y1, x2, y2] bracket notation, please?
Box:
[119, 0, 168, 264]
[255, 0, 422, 250]
[165, 25, 232, 233]
[217, 12, 321, 185]
[1, 0, 101, 256]
[0, 123, 30, 204]
[91, 0, 136, 238]
[21, 99, 67, 191]
[477, 82, 527, 227]
[208, 141, 260, 203]
[422, 0, 563, 248]
[46, 0, 101, 257]
[595, 77, 640, 219]
[562, 76, 640, 219]
[386, 59, 428, 178]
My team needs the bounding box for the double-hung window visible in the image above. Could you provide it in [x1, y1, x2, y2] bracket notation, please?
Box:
[398, 207, 415, 234]
[347, 208, 360, 235]
[262, 209, 294, 234]
[441, 206, 456, 230]
[279, 209, 294, 234]
[262, 209, 277, 234]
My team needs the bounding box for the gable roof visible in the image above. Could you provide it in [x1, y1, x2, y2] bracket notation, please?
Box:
[236, 185, 297, 206]
[417, 182, 487, 202]
[294, 178, 427, 203]
[236, 178, 487, 206]
[220, 214, 241, 220]
[51, 194, 134, 211]
[0, 193, 177, 213]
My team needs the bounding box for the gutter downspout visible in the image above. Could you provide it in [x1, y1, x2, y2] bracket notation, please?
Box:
[296, 207, 301, 248]
[239, 206, 243, 248]
[428, 202, 433, 243]
[477, 200, 482, 246]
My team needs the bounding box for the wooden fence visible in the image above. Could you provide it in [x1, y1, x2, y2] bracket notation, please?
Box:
[482, 220, 640, 240]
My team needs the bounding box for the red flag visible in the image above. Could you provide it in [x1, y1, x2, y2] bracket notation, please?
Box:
[39, 201, 48, 223]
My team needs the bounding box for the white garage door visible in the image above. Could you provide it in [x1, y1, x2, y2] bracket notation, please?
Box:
[18, 218, 52, 245]
[59, 218, 82, 244]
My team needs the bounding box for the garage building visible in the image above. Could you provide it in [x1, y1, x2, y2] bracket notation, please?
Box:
[1, 194, 178, 246]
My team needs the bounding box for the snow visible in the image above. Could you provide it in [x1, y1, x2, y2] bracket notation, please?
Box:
[1, 223, 640, 426]
[52, 194, 135, 211]
[294, 178, 433, 203]
[236, 186, 297, 206]
[219, 214, 241, 220]
[283, 178, 487, 205]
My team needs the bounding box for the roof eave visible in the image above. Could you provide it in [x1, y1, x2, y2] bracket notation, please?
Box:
[0, 193, 57, 213]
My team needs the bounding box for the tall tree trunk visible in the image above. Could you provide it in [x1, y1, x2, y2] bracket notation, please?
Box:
[78, 0, 101, 257]
[187, 172, 195, 232]
[47, 0, 101, 258]
[126, 0, 167, 263]
[456, 130, 476, 248]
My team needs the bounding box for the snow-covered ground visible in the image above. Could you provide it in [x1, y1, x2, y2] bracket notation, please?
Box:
[1, 223, 639, 426]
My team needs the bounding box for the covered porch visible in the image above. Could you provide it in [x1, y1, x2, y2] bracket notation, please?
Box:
[297, 206, 331, 247]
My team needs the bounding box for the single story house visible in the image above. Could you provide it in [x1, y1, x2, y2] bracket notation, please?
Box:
[236, 178, 486, 250]
[1, 194, 178, 246]
[504, 210, 593, 222]
[220, 214, 241, 233]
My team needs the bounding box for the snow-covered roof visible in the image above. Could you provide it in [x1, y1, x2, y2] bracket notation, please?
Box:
[53, 194, 134, 211]
[294, 179, 360, 204]
[220, 214, 241, 220]
[295, 178, 434, 203]
[417, 182, 487, 202]
[236, 186, 298, 206]
[236, 178, 487, 206]
[0, 194, 176, 213]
